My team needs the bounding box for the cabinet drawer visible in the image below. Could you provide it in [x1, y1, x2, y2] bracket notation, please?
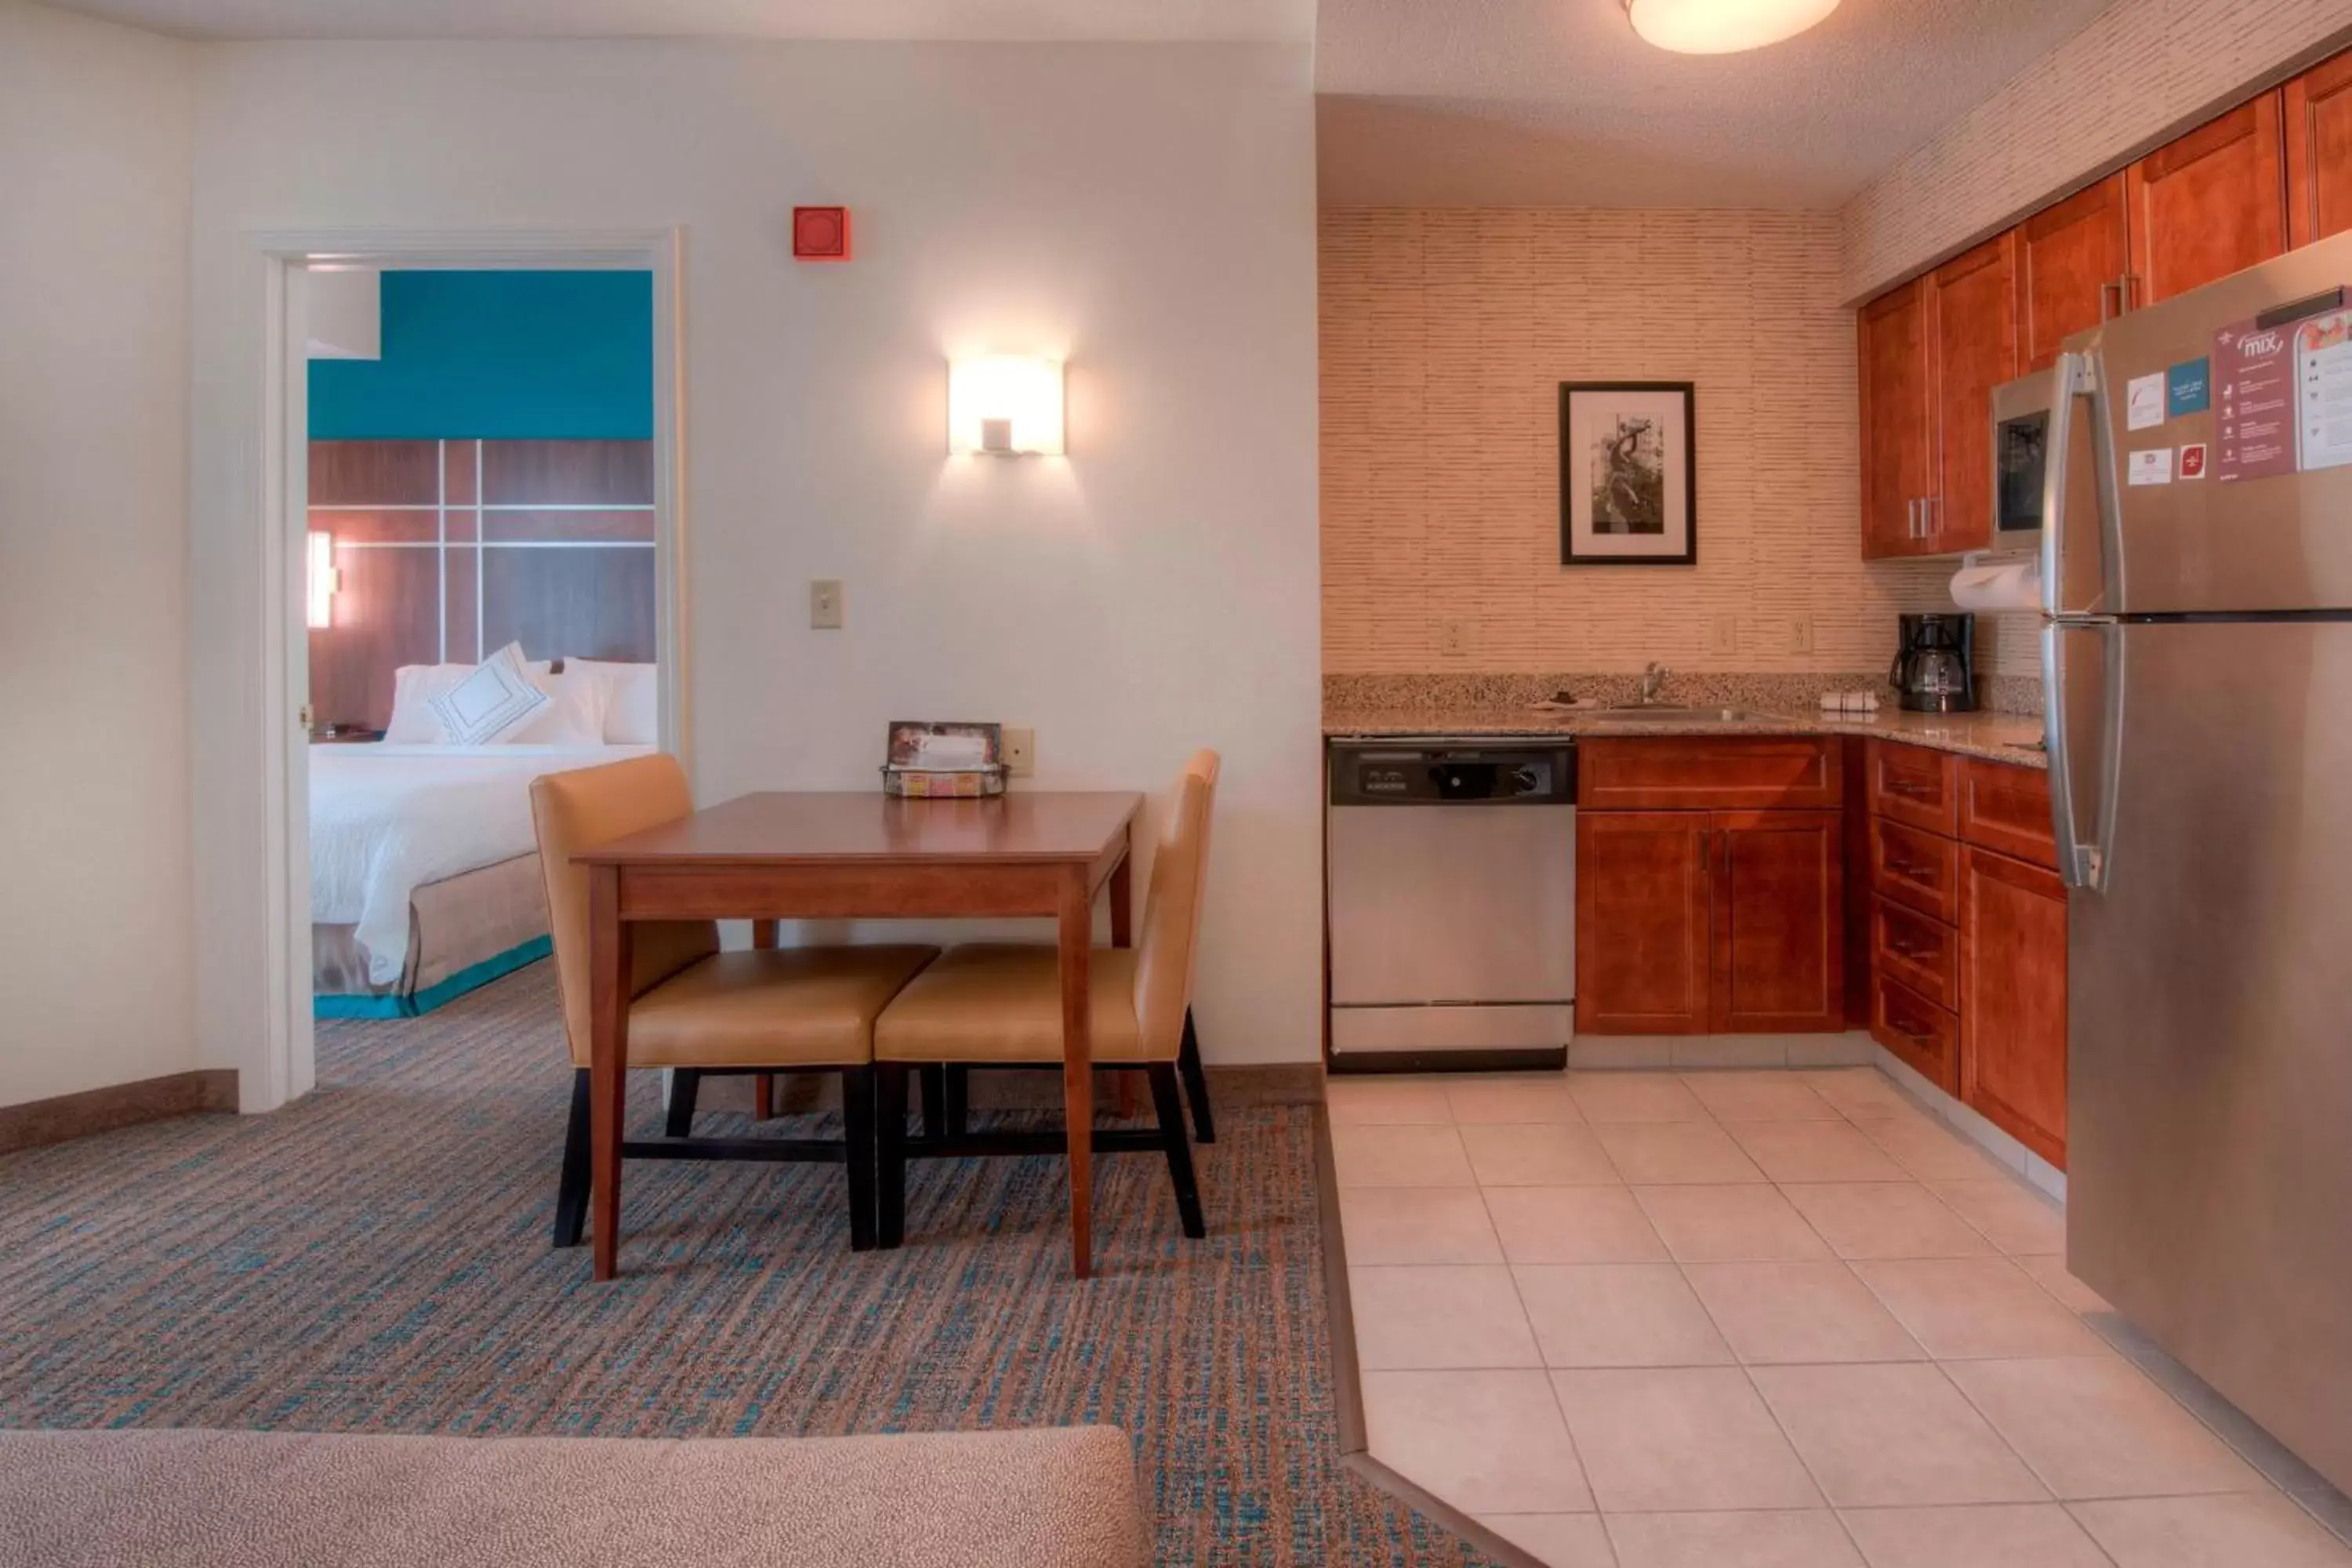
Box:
[1867, 741, 1959, 833]
[1958, 758, 2058, 869]
[1579, 738, 1841, 811]
[1873, 895, 1956, 1009]
[1871, 971, 1959, 1094]
[1870, 817, 1961, 923]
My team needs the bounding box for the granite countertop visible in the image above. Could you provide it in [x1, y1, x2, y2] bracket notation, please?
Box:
[1322, 703, 2049, 768]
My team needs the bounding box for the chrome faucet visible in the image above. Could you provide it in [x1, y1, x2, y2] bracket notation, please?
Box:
[1639, 662, 1671, 706]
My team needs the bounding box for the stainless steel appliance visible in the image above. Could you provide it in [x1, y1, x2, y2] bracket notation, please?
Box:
[1990, 370, 2057, 553]
[1890, 612, 1977, 712]
[2036, 230, 2352, 1495]
[1327, 740, 1575, 1070]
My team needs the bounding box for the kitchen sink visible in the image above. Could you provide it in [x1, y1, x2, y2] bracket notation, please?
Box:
[1580, 706, 1780, 724]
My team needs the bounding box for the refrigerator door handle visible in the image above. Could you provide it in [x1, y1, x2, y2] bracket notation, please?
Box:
[2040, 351, 2086, 619]
[2043, 618, 2122, 891]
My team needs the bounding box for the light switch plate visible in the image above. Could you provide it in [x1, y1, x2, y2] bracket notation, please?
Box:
[810, 579, 844, 630]
[1710, 614, 1739, 655]
[1002, 726, 1036, 778]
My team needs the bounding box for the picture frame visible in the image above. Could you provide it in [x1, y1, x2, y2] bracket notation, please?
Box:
[1559, 381, 1697, 566]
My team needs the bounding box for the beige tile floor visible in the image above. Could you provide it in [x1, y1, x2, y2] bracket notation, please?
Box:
[1332, 1067, 2352, 1568]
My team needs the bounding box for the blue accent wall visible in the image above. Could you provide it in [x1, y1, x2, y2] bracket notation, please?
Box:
[309, 270, 654, 440]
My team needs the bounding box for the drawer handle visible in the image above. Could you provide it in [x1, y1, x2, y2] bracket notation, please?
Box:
[1883, 782, 1937, 800]
[1886, 857, 1933, 881]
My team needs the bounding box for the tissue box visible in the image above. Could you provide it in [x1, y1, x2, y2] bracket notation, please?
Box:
[883, 720, 1006, 797]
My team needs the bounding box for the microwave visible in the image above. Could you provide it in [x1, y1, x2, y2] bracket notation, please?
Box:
[1988, 369, 2054, 552]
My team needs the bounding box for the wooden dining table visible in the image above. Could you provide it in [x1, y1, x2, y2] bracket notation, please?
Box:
[573, 789, 1144, 1282]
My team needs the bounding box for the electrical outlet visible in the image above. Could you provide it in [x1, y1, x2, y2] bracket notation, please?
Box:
[1789, 615, 1815, 655]
[1002, 726, 1036, 778]
[810, 579, 844, 630]
[1710, 614, 1739, 655]
[1438, 620, 1471, 658]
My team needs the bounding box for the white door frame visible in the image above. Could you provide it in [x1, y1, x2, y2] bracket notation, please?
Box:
[244, 227, 689, 1112]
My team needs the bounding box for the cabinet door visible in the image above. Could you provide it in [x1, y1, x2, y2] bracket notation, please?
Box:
[1925, 235, 2018, 554]
[2016, 174, 2130, 372]
[2127, 92, 2288, 305]
[1858, 281, 1933, 560]
[2286, 50, 2352, 248]
[1710, 810, 1845, 1033]
[1576, 812, 1711, 1035]
[1958, 846, 2069, 1167]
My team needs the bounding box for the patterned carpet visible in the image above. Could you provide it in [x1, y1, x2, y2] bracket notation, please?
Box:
[0, 962, 1492, 1566]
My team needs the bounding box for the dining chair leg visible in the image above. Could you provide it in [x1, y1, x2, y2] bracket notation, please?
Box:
[664, 1069, 702, 1138]
[553, 1069, 592, 1250]
[919, 1064, 948, 1139]
[943, 1065, 970, 1136]
[1178, 1007, 1216, 1144]
[1147, 1062, 1207, 1240]
[877, 1062, 910, 1249]
[840, 1065, 877, 1253]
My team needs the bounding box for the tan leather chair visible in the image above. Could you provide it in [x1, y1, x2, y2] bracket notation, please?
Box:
[531, 755, 936, 1253]
[871, 750, 1220, 1247]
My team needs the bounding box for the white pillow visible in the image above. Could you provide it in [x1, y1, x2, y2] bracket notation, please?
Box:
[426, 642, 549, 745]
[383, 656, 554, 742]
[506, 664, 609, 745]
[568, 659, 659, 745]
[383, 662, 470, 743]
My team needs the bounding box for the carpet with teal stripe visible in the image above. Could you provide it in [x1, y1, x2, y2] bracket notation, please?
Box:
[0, 962, 1493, 1566]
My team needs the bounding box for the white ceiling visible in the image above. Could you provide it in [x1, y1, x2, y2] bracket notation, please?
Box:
[45, 0, 1312, 42]
[1316, 0, 2121, 209]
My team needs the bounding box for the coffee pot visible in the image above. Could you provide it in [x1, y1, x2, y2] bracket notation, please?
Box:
[1890, 613, 1976, 713]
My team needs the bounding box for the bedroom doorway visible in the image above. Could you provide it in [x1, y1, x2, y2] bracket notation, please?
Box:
[250, 230, 688, 1112]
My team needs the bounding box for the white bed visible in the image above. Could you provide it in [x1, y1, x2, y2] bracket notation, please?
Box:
[310, 742, 652, 1007]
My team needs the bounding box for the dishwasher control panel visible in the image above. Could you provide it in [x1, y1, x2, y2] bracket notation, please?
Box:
[1329, 742, 1576, 805]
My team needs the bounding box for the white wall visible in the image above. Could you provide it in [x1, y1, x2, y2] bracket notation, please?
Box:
[187, 39, 1323, 1094]
[0, 3, 198, 1109]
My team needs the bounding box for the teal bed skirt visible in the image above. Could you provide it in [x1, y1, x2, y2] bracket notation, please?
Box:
[314, 936, 552, 1021]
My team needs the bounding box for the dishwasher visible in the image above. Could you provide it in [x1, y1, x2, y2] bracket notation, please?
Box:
[1326, 739, 1575, 1072]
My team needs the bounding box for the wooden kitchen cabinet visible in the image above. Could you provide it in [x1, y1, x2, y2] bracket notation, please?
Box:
[1866, 739, 1959, 836]
[2016, 174, 2131, 372]
[1857, 741, 2069, 1165]
[1923, 235, 2019, 554]
[1958, 757, 2058, 869]
[1959, 844, 2070, 1167]
[1577, 775, 1843, 1035]
[1858, 281, 1933, 560]
[2125, 92, 2288, 305]
[2286, 49, 2352, 247]
[1579, 736, 1840, 811]
[1576, 811, 1712, 1035]
[1713, 810, 1846, 1033]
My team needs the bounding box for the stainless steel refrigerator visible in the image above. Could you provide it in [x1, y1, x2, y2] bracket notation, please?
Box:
[2035, 230, 2352, 1494]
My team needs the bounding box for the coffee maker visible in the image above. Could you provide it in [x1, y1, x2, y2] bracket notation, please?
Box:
[1890, 613, 1976, 713]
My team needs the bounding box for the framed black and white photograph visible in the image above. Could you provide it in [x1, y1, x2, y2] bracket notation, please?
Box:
[1559, 381, 1696, 566]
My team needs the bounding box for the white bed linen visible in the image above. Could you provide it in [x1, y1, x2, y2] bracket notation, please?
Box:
[310, 743, 654, 984]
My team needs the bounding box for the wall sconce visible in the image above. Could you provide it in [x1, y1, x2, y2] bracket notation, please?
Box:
[307, 530, 340, 629]
[947, 356, 1065, 456]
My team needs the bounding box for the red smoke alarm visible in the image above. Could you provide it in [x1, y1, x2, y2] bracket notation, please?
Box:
[793, 207, 851, 262]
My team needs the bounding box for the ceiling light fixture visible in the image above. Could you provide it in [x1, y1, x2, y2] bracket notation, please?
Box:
[1624, 0, 1839, 53]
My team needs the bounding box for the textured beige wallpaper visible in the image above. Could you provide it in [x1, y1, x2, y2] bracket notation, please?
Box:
[1320, 207, 1997, 677]
[1841, 0, 2350, 301]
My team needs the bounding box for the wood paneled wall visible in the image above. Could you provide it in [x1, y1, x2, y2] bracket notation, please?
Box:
[307, 439, 655, 730]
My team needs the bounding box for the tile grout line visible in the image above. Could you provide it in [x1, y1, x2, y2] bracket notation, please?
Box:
[1335, 1069, 2347, 1560]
